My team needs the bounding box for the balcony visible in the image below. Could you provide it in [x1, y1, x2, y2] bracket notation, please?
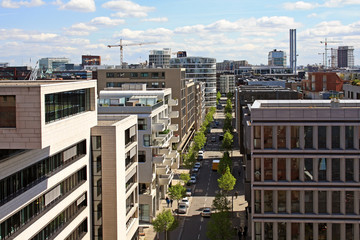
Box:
[168, 150, 180, 162]
[156, 165, 168, 175]
[158, 171, 174, 185]
[158, 118, 170, 127]
[169, 111, 179, 118]
[153, 154, 165, 164]
[162, 157, 174, 167]
[168, 99, 178, 106]
[168, 124, 178, 131]
[170, 134, 180, 143]
[152, 123, 165, 132]
[153, 131, 173, 148]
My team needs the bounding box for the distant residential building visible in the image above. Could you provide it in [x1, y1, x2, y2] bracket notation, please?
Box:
[149, 48, 171, 68]
[343, 83, 360, 99]
[338, 46, 354, 68]
[216, 60, 249, 72]
[82, 55, 101, 66]
[39, 57, 70, 72]
[249, 99, 360, 239]
[235, 66, 292, 76]
[268, 49, 286, 67]
[301, 72, 344, 99]
[0, 66, 31, 80]
[219, 75, 235, 94]
[0, 80, 97, 240]
[91, 115, 139, 240]
[170, 56, 217, 107]
[97, 84, 179, 222]
[176, 51, 187, 58]
[52, 70, 93, 80]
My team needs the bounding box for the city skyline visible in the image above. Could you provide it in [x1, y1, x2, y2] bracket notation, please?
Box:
[0, 0, 359, 67]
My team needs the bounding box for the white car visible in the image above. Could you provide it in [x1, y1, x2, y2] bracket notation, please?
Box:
[198, 150, 204, 157]
[189, 176, 196, 184]
[195, 162, 201, 169]
[192, 167, 199, 173]
[201, 207, 211, 217]
[178, 203, 187, 214]
[186, 188, 192, 197]
[181, 197, 190, 207]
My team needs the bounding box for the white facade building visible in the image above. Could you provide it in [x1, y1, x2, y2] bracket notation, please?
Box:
[149, 48, 171, 68]
[219, 75, 236, 94]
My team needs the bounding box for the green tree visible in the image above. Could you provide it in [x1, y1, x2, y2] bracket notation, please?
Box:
[224, 99, 232, 114]
[218, 152, 232, 174]
[183, 150, 196, 169]
[221, 130, 233, 152]
[226, 92, 233, 100]
[223, 112, 233, 133]
[212, 192, 230, 212]
[168, 183, 186, 208]
[217, 166, 236, 194]
[216, 91, 221, 104]
[180, 173, 190, 185]
[153, 209, 179, 240]
[206, 211, 234, 240]
[193, 131, 206, 152]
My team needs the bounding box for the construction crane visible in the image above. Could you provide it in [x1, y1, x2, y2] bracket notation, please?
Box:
[320, 38, 342, 68]
[29, 61, 39, 81]
[108, 39, 157, 67]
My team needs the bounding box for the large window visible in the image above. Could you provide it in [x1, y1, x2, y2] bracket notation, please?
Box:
[254, 158, 261, 181]
[318, 191, 327, 213]
[277, 126, 286, 149]
[332, 158, 340, 181]
[291, 158, 299, 181]
[318, 223, 327, 240]
[45, 88, 91, 123]
[0, 95, 16, 128]
[304, 158, 314, 181]
[318, 158, 327, 181]
[291, 223, 300, 240]
[264, 222, 273, 239]
[291, 191, 300, 213]
[346, 191, 354, 214]
[254, 190, 261, 213]
[291, 126, 300, 149]
[332, 191, 340, 214]
[318, 126, 327, 149]
[346, 159, 354, 181]
[345, 126, 354, 149]
[264, 158, 273, 181]
[264, 126, 273, 148]
[278, 158, 286, 181]
[305, 191, 313, 213]
[304, 126, 313, 149]
[278, 222, 286, 240]
[332, 126, 340, 149]
[253, 126, 261, 149]
[264, 190, 273, 212]
[278, 191, 286, 213]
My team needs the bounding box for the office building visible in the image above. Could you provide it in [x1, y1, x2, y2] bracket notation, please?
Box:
[91, 115, 139, 240]
[216, 60, 249, 72]
[0, 80, 97, 240]
[289, 29, 297, 74]
[170, 56, 217, 107]
[338, 46, 355, 68]
[97, 68, 203, 154]
[97, 84, 179, 222]
[268, 49, 287, 67]
[149, 49, 171, 68]
[39, 57, 70, 72]
[249, 99, 360, 239]
[82, 55, 101, 66]
[0, 66, 31, 80]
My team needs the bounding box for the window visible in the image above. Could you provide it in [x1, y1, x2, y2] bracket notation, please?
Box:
[130, 72, 138, 77]
[291, 126, 300, 149]
[254, 190, 261, 213]
[278, 158, 286, 181]
[318, 191, 327, 213]
[318, 158, 327, 181]
[304, 158, 314, 181]
[278, 191, 286, 213]
[278, 222, 286, 240]
[138, 119, 147, 130]
[291, 191, 300, 213]
[143, 135, 150, 147]
[305, 191, 313, 213]
[346, 224, 354, 240]
[346, 159, 354, 181]
[332, 158, 340, 181]
[304, 126, 313, 149]
[254, 222, 262, 240]
[254, 158, 261, 181]
[305, 223, 313, 240]
[0, 95, 16, 128]
[318, 223, 327, 240]
[264, 158, 273, 181]
[264, 190, 273, 212]
[345, 126, 354, 149]
[291, 158, 299, 181]
[264, 126, 273, 148]
[264, 222, 273, 239]
[151, 72, 159, 78]
[332, 126, 340, 149]
[332, 224, 340, 239]
[141, 72, 149, 77]
[346, 191, 354, 214]
[318, 126, 327, 149]
[332, 191, 340, 214]
[291, 223, 300, 240]
[253, 126, 261, 149]
[277, 126, 286, 149]
[138, 151, 146, 163]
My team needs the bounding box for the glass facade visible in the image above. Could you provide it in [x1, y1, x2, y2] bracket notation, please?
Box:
[0, 95, 16, 128]
[65, 218, 88, 240]
[0, 140, 86, 206]
[45, 88, 91, 123]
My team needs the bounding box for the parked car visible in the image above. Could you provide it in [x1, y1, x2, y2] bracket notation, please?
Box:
[198, 155, 204, 161]
[186, 188, 192, 197]
[198, 150, 204, 156]
[178, 203, 187, 214]
[215, 121, 219, 126]
[211, 136, 216, 142]
[189, 175, 197, 184]
[181, 197, 190, 207]
[195, 162, 201, 169]
[192, 167, 199, 173]
[201, 207, 211, 217]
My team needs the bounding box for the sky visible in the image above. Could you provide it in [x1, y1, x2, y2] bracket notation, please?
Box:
[0, 0, 359, 67]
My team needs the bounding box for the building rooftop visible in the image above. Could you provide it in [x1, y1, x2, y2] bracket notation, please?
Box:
[252, 99, 360, 109]
[0, 80, 96, 87]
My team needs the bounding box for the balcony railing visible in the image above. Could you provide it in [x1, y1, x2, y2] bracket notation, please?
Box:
[158, 171, 174, 185]
[168, 124, 178, 131]
[168, 99, 178, 106]
[170, 134, 180, 143]
[152, 123, 165, 132]
[169, 111, 179, 118]
[153, 154, 165, 164]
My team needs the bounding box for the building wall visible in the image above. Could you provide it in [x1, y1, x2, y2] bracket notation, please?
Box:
[343, 84, 360, 99]
[301, 72, 344, 93]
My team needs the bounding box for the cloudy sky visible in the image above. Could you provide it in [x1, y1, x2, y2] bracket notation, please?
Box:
[1, 0, 359, 67]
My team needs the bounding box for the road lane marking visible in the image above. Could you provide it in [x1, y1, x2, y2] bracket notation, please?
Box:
[198, 234, 200, 239]
[200, 225, 202, 231]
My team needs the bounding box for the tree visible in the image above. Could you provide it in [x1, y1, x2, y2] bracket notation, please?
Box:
[223, 112, 233, 133]
[153, 209, 179, 240]
[216, 91, 221, 104]
[180, 173, 190, 185]
[183, 150, 196, 169]
[221, 130, 233, 152]
[212, 192, 230, 212]
[218, 152, 232, 174]
[217, 166, 236, 194]
[193, 131, 206, 152]
[206, 211, 234, 240]
[224, 99, 232, 114]
[168, 183, 186, 208]
[226, 92, 233, 100]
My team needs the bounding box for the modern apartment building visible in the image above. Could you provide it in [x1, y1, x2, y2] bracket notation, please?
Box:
[97, 84, 179, 222]
[218, 75, 235, 94]
[149, 48, 171, 68]
[338, 46, 355, 68]
[170, 56, 217, 107]
[268, 49, 287, 67]
[39, 57, 70, 72]
[91, 115, 139, 240]
[0, 80, 97, 240]
[249, 99, 360, 239]
[96, 68, 202, 154]
[301, 72, 344, 99]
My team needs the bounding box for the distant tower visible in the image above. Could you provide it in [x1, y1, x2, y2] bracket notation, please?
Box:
[338, 46, 354, 68]
[289, 29, 297, 73]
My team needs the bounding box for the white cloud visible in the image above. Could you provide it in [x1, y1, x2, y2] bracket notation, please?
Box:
[283, 0, 360, 10]
[300, 20, 360, 38]
[63, 22, 97, 36]
[90, 17, 125, 26]
[307, 13, 318, 18]
[283, 1, 317, 10]
[58, 0, 95, 12]
[113, 28, 173, 42]
[1, 0, 44, 8]
[142, 17, 168, 22]
[0, 29, 58, 41]
[102, 0, 155, 18]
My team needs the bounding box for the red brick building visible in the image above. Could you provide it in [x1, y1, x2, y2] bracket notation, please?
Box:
[302, 72, 344, 92]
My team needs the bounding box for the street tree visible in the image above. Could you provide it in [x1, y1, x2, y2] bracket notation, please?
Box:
[183, 150, 196, 168]
[218, 152, 232, 174]
[221, 130, 233, 152]
[223, 112, 233, 133]
[212, 192, 230, 212]
[153, 209, 179, 240]
[206, 211, 234, 240]
[217, 166, 236, 195]
[193, 131, 206, 152]
[180, 173, 190, 185]
[168, 183, 186, 208]
[224, 99, 232, 115]
[226, 92, 233, 100]
[216, 91, 221, 104]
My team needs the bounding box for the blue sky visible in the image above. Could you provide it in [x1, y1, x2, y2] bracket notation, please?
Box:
[1, 0, 359, 67]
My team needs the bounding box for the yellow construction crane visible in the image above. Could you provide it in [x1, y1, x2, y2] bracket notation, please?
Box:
[108, 39, 157, 67]
[320, 38, 342, 68]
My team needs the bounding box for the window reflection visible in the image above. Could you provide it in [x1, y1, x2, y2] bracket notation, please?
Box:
[254, 158, 261, 181]
[278, 191, 286, 213]
[318, 158, 327, 181]
[264, 126, 273, 148]
[264, 158, 273, 181]
[304, 158, 314, 181]
[291, 126, 300, 149]
[318, 126, 327, 149]
[277, 126, 286, 149]
[278, 158, 286, 181]
[304, 126, 313, 149]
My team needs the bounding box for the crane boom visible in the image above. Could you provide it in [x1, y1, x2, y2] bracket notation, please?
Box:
[107, 39, 157, 67]
[320, 38, 342, 68]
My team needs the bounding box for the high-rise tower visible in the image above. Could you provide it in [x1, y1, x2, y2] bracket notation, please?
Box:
[290, 29, 297, 74]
